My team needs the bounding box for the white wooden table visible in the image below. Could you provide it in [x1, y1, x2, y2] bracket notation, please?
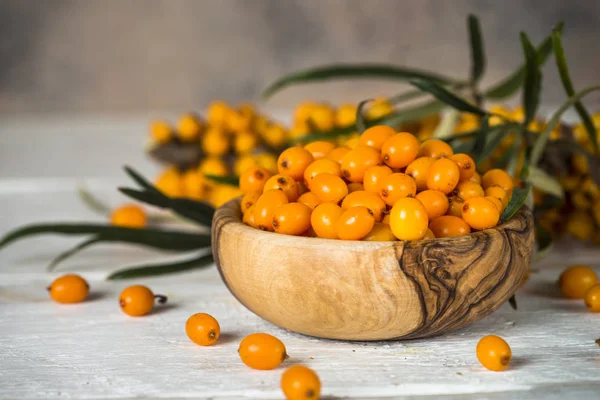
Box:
[1, 117, 600, 399]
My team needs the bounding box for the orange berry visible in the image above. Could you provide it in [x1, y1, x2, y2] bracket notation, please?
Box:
[239, 166, 272, 194]
[455, 181, 485, 200]
[309, 173, 348, 203]
[476, 335, 512, 372]
[405, 156, 435, 192]
[447, 196, 464, 217]
[584, 284, 600, 312]
[416, 190, 449, 219]
[264, 175, 300, 202]
[119, 285, 166, 317]
[186, 313, 220, 346]
[363, 165, 393, 194]
[297, 192, 321, 210]
[429, 215, 471, 238]
[559, 265, 599, 299]
[379, 173, 417, 206]
[347, 182, 365, 193]
[110, 204, 147, 228]
[202, 127, 230, 156]
[303, 158, 342, 187]
[426, 158, 460, 194]
[381, 132, 420, 168]
[243, 205, 258, 228]
[182, 169, 207, 200]
[238, 333, 288, 370]
[485, 196, 505, 213]
[462, 196, 500, 230]
[241, 192, 261, 213]
[341, 190, 387, 222]
[278, 147, 314, 181]
[273, 202, 312, 236]
[341, 145, 382, 183]
[423, 228, 435, 240]
[389, 197, 429, 240]
[177, 113, 203, 142]
[253, 190, 289, 231]
[382, 213, 391, 224]
[451, 153, 476, 181]
[336, 206, 375, 240]
[48, 274, 89, 304]
[297, 180, 310, 196]
[482, 169, 514, 193]
[155, 168, 184, 197]
[359, 125, 396, 150]
[281, 365, 321, 400]
[304, 141, 336, 160]
[419, 139, 454, 158]
[149, 120, 172, 143]
[327, 147, 350, 164]
[470, 171, 482, 185]
[363, 222, 396, 241]
[311, 203, 343, 239]
[485, 185, 510, 208]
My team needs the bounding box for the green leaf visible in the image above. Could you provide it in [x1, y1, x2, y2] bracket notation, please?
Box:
[47, 237, 102, 271]
[505, 135, 523, 176]
[409, 80, 486, 116]
[262, 64, 459, 98]
[530, 84, 600, 165]
[77, 186, 110, 216]
[501, 185, 531, 222]
[388, 89, 429, 104]
[355, 99, 374, 134]
[552, 29, 599, 153]
[107, 253, 213, 280]
[535, 225, 553, 252]
[432, 109, 460, 139]
[0, 223, 211, 251]
[519, 32, 542, 125]
[124, 166, 162, 194]
[471, 116, 491, 160]
[205, 174, 239, 187]
[508, 295, 518, 310]
[527, 166, 564, 199]
[468, 14, 486, 83]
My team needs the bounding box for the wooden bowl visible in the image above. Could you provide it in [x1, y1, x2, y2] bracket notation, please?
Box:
[212, 198, 534, 341]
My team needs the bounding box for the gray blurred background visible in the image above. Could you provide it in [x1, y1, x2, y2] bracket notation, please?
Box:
[0, 0, 599, 115]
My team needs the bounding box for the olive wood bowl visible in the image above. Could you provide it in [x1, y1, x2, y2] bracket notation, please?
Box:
[211, 198, 534, 341]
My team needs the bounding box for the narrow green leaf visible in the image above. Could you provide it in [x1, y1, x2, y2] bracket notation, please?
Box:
[530, 84, 600, 165]
[519, 32, 542, 125]
[508, 295, 518, 310]
[409, 80, 486, 116]
[501, 185, 531, 222]
[505, 135, 523, 176]
[355, 99, 374, 134]
[124, 166, 162, 194]
[47, 237, 102, 271]
[468, 14, 486, 83]
[432, 110, 460, 139]
[205, 174, 239, 187]
[77, 186, 111, 216]
[471, 116, 491, 160]
[262, 64, 459, 98]
[552, 29, 599, 153]
[107, 253, 213, 280]
[388, 89, 429, 104]
[484, 23, 562, 99]
[527, 166, 564, 199]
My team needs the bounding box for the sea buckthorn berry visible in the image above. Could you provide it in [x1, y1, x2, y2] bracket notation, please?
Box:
[309, 104, 335, 131]
[424, 228, 435, 240]
[335, 103, 357, 127]
[255, 153, 278, 174]
[182, 170, 208, 201]
[451, 153, 476, 181]
[110, 204, 147, 228]
[389, 197, 429, 241]
[359, 125, 396, 150]
[202, 128, 230, 156]
[345, 135, 361, 149]
[199, 157, 229, 177]
[419, 139, 454, 158]
[335, 206, 375, 240]
[382, 213, 391, 224]
[311, 203, 343, 239]
[415, 190, 449, 219]
[566, 211, 595, 240]
[447, 196, 464, 217]
[327, 147, 350, 164]
[234, 130, 258, 154]
[584, 284, 600, 312]
[482, 169, 514, 193]
[309, 173, 348, 203]
[149, 120, 172, 143]
[426, 158, 460, 194]
[273, 202, 312, 236]
[379, 173, 417, 206]
[243, 205, 258, 228]
[241, 192, 261, 213]
[211, 185, 243, 208]
[470, 171, 482, 185]
[239, 166, 272, 194]
[346, 183, 363, 193]
[485, 185, 510, 208]
[429, 215, 471, 238]
[207, 100, 232, 126]
[119, 285, 167, 317]
[155, 168, 184, 197]
[264, 175, 300, 202]
[186, 313, 220, 346]
[363, 165, 393, 194]
[262, 124, 287, 148]
[297, 192, 321, 210]
[297, 181, 310, 196]
[227, 110, 252, 132]
[238, 333, 288, 370]
[366, 97, 393, 120]
[278, 147, 315, 181]
[304, 141, 336, 160]
[363, 222, 396, 241]
[476, 335, 512, 372]
[48, 274, 89, 304]
[341, 191, 387, 222]
[281, 365, 321, 400]
[234, 154, 258, 177]
[405, 156, 435, 192]
[303, 159, 342, 187]
[559, 265, 599, 299]
[253, 190, 289, 231]
[177, 113, 203, 142]
[455, 181, 485, 201]
[341, 145, 382, 183]
[485, 196, 505, 213]
[381, 132, 420, 168]
[461, 196, 500, 230]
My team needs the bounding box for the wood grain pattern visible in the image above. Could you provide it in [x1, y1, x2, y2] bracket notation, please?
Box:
[212, 198, 534, 341]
